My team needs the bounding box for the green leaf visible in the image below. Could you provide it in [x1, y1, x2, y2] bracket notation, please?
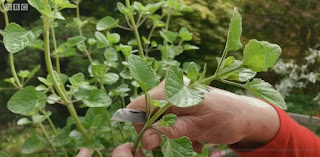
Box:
[161, 136, 193, 157]
[27, 65, 41, 79]
[184, 44, 199, 51]
[104, 48, 118, 62]
[21, 135, 45, 154]
[17, 117, 32, 125]
[95, 31, 109, 46]
[165, 66, 203, 107]
[187, 62, 199, 83]
[18, 70, 30, 78]
[243, 39, 281, 72]
[225, 8, 242, 51]
[146, 1, 164, 14]
[53, 129, 70, 146]
[96, 16, 118, 31]
[38, 77, 53, 87]
[66, 36, 86, 47]
[103, 73, 119, 85]
[179, 27, 192, 42]
[83, 89, 112, 107]
[7, 86, 47, 116]
[245, 79, 286, 109]
[32, 111, 52, 123]
[2, 23, 38, 53]
[59, 0, 77, 9]
[117, 2, 134, 15]
[28, 39, 44, 50]
[218, 57, 256, 82]
[107, 32, 120, 44]
[160, 30, 178, 44]
[128, 55, 159, 92]
[116, 44, 132, 58]
[84, 107, 110, 128]
[91, 114, 103, 129]
[160, 114, 177, 128]
[27, 0, 45, 12]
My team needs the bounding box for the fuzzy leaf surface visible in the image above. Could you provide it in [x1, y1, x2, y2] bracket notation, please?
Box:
[243, 40, 281, 72]
[225, 8, 242, 51]
[245, 79, 286, 109]
[161, 136, 193, 157]
[165, 66, 203, 107]
[128, 55, 159, 92]
[7, 86, 46, 116]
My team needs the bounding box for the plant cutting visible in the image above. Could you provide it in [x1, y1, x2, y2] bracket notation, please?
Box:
[0, 0, 286, 156]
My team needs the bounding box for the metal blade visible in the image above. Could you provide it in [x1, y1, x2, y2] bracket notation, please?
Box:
[111, 108, 146, 124]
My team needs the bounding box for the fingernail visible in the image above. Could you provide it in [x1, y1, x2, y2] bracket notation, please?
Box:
[147, 133, 161, 150]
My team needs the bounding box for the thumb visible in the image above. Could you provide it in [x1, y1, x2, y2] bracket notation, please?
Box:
[142, 116, 200, 150]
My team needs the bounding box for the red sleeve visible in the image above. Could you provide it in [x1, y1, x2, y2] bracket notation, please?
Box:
[230, 105, 320, 157]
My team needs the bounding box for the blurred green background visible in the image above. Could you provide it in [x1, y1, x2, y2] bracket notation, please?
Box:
[1, 0, 320, 153]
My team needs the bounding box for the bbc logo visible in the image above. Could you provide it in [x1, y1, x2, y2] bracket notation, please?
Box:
[5, 3, 28, 11]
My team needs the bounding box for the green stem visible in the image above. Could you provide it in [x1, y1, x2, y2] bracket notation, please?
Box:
[106, 111, 116, 146]
[120, 95, 126, 108]
[214, 49, 228, 75]
[50, 27, 60, 74]
[125, 0, 145, 59]
[117, 122, 125, 142]
[75, 2, 93, 63]
[197, 74, 217, 85]
[39, 123, 56, 152]
[2, 8, 23, 88]
[8, 53, 22, 88]
[40, 109, 57, 134]
[132, 103, 172, 154]
[43, 17, 102, 157]
[219, 79, 246, 88]
[76, 2, 83, 36]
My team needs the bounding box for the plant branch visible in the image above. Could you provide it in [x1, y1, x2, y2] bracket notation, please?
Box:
[39, 122, 56, 152]
[125, 0, 145, 59]
[132, 103, 172, 154]
[219, 79, 246, 88]
[118, 25, 133, 31]
[2, 6, 23, 89]
[43, 17, 99, 156]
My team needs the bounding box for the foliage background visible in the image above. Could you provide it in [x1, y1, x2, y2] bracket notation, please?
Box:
[0, 0, 319, 154]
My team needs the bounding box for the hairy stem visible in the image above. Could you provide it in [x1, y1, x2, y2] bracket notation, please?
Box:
[2, 7, 22, 88]
[132, 103, 172, 154]
[125, 0, 145, 59]
[43, 17, 102, 157]
[39, 123, 56, 152]
[219, 79, 245, 88]
[75, 2, 93, 63]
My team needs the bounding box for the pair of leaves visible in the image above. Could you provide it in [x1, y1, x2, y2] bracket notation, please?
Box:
[217, 56, 256, 82]
[2, 23, 42, 53]
[219, 8, 285, 109]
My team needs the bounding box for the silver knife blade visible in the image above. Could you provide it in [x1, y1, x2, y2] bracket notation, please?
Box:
[111, 108, 146, 124]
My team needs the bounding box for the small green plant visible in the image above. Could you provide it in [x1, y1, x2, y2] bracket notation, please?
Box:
[0, 0, 286, 156]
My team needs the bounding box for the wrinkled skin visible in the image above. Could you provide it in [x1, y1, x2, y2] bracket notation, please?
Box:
[78, 81, 280, 156]
[127, 81, 279, 152]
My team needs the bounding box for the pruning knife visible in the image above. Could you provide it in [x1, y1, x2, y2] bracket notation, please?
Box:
[111, 108, 147, 124]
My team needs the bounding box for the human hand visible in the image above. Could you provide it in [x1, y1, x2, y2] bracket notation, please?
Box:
[127, 81, 280, 151]
[76, 143, 143, 157]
